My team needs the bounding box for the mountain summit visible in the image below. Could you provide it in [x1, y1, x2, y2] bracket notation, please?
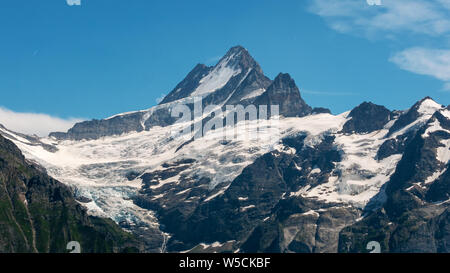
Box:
[254, 73, 312, 117]
[49, 46, 314, 140]
[160, 46, 264, 105]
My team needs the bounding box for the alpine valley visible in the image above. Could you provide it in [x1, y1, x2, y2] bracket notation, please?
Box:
[0, 46, 449, 253]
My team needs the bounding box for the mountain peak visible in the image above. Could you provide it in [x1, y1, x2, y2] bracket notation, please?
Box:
[254, 72, 312, 117]
[274, 72, 293, 82]
[342, 101, 392, 134]
[218, 45, 263, 74]
[411, 96, 443, 116]
[159, 46, 264, 105]
[387, 96, 444, 136]
[270, 73, 298, 91]
[225, 45, 247, 55]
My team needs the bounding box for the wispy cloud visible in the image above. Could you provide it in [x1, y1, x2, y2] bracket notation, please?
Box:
[308, 0, 450, 37]
[308, 0, 450, 90]
[0, 107, 84, 137]
[389, 47, 450, 90]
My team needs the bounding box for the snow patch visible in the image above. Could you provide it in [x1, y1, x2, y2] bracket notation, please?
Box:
[418, 99, 443, 115]
[240, 205, 256, 212]
[437, 139, 450, 164]
[191, 53, 241, 97]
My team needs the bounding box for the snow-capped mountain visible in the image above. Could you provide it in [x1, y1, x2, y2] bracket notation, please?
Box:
[0, 46, 448, 253]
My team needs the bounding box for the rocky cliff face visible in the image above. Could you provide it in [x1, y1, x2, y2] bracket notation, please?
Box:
[342, 102, 392, 134]
[0, 134, 140, 253]
[254, 73, 312, 118]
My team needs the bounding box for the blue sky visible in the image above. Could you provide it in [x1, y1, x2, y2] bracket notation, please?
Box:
[0, 0, 449, 135]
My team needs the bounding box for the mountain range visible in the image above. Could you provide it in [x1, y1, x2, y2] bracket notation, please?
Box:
[0, 46, 448, 253]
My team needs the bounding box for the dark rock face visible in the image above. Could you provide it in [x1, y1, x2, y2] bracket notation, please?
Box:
[223, 68, 272, 106]
[376, 132, 413, 160]
[50, 112, 145, 141]
[159, 64, 212, 105]
[240, 198, 360, 253]
[342, 102, 392, 134]
[143, 108, 177, 129]
[339, 206, 449, 253]
[426, 167, 450, 203]
[224, 46, 265, 74]
[0, 135, 140, 253]
[312, 107, 331, 115]
[161, 45, 270, 108]
[254, 73, 312, 117]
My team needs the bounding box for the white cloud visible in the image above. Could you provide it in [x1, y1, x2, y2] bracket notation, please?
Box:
[390, 47, 450, 90]
[0, 107, 84, 137]
[308, 0, 450, 36]
[308, 0, 450, 89]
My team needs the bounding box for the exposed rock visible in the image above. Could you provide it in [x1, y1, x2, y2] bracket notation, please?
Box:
[312, 107, 331, 115]
[254, 73, 312, 117]
[387, 97, 443, 137]
[50, 112, 145, 141]
[342, 102, 392, 134]
[159, 63, 213, 105]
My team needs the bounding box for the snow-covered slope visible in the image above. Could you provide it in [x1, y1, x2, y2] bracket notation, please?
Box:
[5, 97, 446, 222]
[2, 113, 346, 220]
[3, 97, 449, 253]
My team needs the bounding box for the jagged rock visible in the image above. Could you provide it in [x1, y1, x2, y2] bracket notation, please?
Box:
[254, 73, 312, 117]
[387, 97, 443, 137]
[376, 132, 413, 160]
[50, 112, 145, 141]
[342, 102, 392, 134]
[312, 107, 331, 114]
